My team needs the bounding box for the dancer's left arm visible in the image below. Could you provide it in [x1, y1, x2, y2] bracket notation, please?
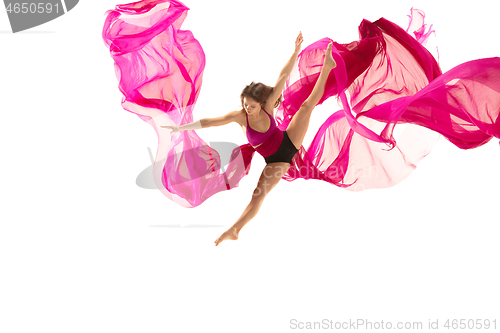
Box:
[267, 32, 303, 106]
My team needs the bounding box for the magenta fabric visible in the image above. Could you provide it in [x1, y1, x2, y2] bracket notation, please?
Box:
[102, 0, 255, 207]
[245, 108, 279, 148]
[103, 0, 500, 207]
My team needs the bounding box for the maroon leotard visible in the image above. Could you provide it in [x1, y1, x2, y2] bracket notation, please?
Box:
[245, 108, 283, 157]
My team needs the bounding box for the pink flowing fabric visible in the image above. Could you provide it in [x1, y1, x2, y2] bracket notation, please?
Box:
[102, 0, 255, 207]
[103, 0, 500, 207]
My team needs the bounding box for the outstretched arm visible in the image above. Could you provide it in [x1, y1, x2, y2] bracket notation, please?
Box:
[266, 32, 303, 107]
[161, 110, 241, 134]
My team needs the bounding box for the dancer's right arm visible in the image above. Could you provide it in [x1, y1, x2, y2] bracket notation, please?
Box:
[161, 111, 241, 134]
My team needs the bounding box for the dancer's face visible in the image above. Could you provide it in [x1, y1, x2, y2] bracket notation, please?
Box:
[243, 97, 261, 116]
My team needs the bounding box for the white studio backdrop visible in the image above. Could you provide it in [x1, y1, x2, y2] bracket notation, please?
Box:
[1, 1, 499, 332]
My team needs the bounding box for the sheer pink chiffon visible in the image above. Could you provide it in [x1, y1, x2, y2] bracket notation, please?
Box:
[103, 0, 500, 207]
[103, 0, 255, 207]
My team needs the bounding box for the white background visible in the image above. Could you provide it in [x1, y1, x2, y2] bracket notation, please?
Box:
[1, 0, 499, 332]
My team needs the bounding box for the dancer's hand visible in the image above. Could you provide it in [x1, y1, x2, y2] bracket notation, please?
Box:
[294, 31, 303, 53]
[161, 125, 180, 134]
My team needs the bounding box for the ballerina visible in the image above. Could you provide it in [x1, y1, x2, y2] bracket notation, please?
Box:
[104, 1, 500, 244]
[161, 33, 337, 246]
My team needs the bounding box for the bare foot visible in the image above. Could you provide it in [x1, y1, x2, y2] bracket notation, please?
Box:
[324, 42, 336, 70]
[214, 227, 239, 246]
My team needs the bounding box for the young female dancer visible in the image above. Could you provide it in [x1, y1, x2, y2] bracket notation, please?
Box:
[162, 34, 337, 245]
[105, 2, 500, 247]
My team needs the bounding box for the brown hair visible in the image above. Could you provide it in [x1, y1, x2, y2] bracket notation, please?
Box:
[240, 82, 283, 110]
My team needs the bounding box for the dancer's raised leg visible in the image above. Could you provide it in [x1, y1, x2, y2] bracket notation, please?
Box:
[214, 162, 290, 246]
[287, 42, 336, 149]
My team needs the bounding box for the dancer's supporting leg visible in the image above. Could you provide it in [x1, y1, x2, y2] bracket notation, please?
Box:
[214, 162, 289, 246]
[214, 43, 335, 246]
[287, 42, 336, 149]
